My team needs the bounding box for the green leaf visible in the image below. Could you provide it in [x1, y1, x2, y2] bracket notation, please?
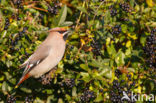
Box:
[60, 21, 73, 27]
[2, 81, 12, 94]
[72, 87, 77, 97]
[80, 72, 91, 82]
[127, 67, 135, 72]
[115, 51, 125, 66]
[88, 61, 100, 68]
[20, 87, 32, 93]
[121, 24, 127, 33]
[80, 64, 89, 71]
[94, 93, 103, 102]
[107, 44, 116, 57]
[57, 5, 67, 26]
[140, 35, 147, 46]
[76, 6, 87, 13]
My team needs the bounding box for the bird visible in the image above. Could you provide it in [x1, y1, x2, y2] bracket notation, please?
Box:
[15, 27, 70, 88]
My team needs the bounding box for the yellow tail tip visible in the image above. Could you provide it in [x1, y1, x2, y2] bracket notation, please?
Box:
[15, 85, 18, 89]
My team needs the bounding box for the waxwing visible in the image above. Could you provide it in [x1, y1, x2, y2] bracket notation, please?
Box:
[15, 27, 69, 88]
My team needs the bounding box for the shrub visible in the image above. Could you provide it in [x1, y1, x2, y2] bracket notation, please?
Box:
[0, 0, 156, 102]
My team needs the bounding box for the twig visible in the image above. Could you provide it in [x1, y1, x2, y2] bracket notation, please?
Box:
[75, 1, 86, 30]
[93, 1, 104, 21]
[30, 6, 48, 12]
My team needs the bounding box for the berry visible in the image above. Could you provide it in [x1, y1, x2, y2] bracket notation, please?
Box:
[109, 5, 114, 9]
[38, 69, 56, 85]
[80, 90, 95, 102]
[119, 3, 130, 12]
[7, 95, 16, 103]
[110, 9, 117, 16]
[25, 96, 33, 103]
[17, 0, 22, 5]
[4, 17, 10, 30]
[110, 72, 136, 103]
[143, 28, 156, 70]
[4, 25, 8, 30]
[17, 16, 21, 21]
[47, 6, 58, 15]
[99, 0, 105, 1]
[115, 69, 122, 78]
[111, 25, 121, 35]
[22, 27, 28, 33]
[39, 14, 44, 19]
[91, 41, 102, 56]
[65, 78, 75, 88]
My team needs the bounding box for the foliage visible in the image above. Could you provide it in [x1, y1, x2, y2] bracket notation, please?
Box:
[0, 0, 156, 102]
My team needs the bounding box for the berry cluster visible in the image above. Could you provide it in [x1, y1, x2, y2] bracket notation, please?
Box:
[10, 27, 28, 47]
[111, 25, 122, 35]
[64, 78, 75, 88]
[110, 74, 136, 103]
[119, 3, 130, 12]
[109, 5, 114, 9]
[115, 69, 122, 78]
[38, 68, 57, 85]
[80, 89, 95, 102]
[91, 41, 102, 56]
[14, 0, 23, 9]
[143, 28, 156, 71]
[39, 73, 52, 85]
[7, 95, 16, 103]
[25, 96, 33, 103]
[47, 1, 60, 15]
[48, 6, 58, 15]
[110, 9, 117, 16]
[4, 18, 10, 30]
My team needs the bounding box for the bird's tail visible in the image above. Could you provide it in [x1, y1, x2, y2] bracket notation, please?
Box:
[15, 73, 30, 89]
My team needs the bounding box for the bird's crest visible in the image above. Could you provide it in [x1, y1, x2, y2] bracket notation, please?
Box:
[48, 27, 68, 33]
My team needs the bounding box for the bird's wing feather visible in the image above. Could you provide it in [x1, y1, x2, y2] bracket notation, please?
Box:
[19, 45, 51, 78]
[20, 45, 51, 68]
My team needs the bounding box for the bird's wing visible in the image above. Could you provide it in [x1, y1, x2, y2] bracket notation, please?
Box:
[20, 45, 51, 75]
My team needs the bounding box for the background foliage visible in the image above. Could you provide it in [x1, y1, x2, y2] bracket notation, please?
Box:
[0, 0, 156, 102]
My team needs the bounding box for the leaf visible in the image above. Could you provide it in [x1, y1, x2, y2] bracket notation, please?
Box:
[20, 87, 32, 93]
[72, 87, 77, 97]
[1, 30, 7, 38]
[57, 5, 67, 26]
[80, 64, 89, 71]
[127, 67, 135, 72]
[2, 81, 12, 94]
[88, 60, 101, 68]
[80, 72, 91, 82]
[107, 44, 116, 56]
[77, 6, 87, 13]
[94, 93, 103, 102]
[126, 40, 131, 48]
[60, 21, 73, 27]
[121, 24, 127, 33]
[140, 35, 146, 46]
[115, 51, 125, 66]
[146, 0, 155, 7]
[2, 81, 9, 94]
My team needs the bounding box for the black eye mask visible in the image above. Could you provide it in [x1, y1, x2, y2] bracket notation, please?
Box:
[58, 31, 67, 34]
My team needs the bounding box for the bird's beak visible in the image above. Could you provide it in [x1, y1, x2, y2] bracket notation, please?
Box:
[63, 30, 70, 36]
[63, 30, 71, 41]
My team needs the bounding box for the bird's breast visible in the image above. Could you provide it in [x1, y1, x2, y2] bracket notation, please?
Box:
[29, 42, 66, 78]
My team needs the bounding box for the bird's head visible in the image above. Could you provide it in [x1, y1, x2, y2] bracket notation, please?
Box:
[48, 27, 70, 40]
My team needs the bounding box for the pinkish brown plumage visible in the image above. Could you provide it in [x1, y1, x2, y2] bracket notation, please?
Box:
[16, 27, 69, 88]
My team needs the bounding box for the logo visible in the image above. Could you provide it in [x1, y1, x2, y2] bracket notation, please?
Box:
[121, 91, 130, 101]
[121, 91, 155, 102]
